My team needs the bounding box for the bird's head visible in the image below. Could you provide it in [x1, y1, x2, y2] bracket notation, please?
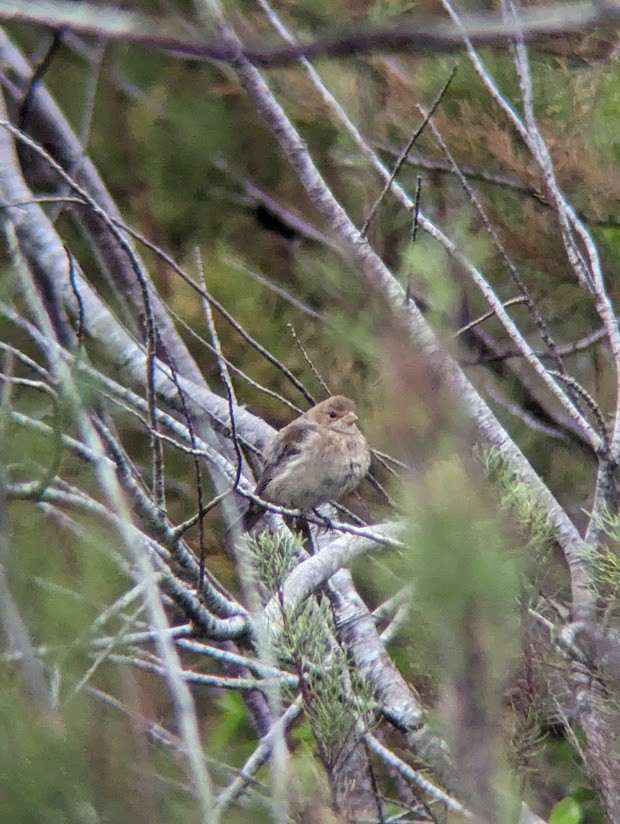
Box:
[306, 396, 359, 428]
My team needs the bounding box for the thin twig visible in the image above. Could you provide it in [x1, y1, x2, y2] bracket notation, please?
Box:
[108, 652, 297, 689]
[365, 734, 473, 817]
[49, 37, 106, 224]
[450, 296, 527, 340]
[360, 65, 457, 237]
[106, 215, 316, 405]
[91, 414, 246, 622]
[159, 334, 210, 595]
[460, 323, 611, 365]
[162, 298, 302, 414]
[215, 696, 303, 814]
[484, 382, 569, 442]
[287, 322, 327, 398]
[65, 245, 85, 346]
[195, 247, 245, 592]
[196, 249, 243, 491]
[547, 370, 609, 453]
[405, 175, 422, 306]
[0, 359, 63, 503]
[223, 256, 324, 321]
[172, 489, 231, 540]
[18, 30, 62, 130]
[67, 601, 145, 702]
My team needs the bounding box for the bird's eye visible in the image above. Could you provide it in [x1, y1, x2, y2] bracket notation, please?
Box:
[329, 410, 338, 419]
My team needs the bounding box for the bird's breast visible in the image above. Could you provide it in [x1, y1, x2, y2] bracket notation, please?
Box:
[262, 427, 369, 509]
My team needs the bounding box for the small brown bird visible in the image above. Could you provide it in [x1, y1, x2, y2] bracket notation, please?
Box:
[243, 396, 371, 530]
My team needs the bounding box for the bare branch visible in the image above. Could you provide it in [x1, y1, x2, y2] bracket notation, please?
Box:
[3, 0, 618, 67]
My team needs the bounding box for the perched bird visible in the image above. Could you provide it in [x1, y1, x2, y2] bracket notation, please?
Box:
[243, 395, 371, 530]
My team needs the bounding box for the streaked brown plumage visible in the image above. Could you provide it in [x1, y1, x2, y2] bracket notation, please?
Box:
[243, 396, 370, 530]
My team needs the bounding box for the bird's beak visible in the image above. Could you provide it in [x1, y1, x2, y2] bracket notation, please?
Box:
[348, 412, 358, 423]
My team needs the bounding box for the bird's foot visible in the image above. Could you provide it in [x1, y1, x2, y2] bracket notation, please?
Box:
[312, 509, 335, 531]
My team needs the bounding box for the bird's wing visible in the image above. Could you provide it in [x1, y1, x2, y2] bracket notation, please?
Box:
[256, 419, 318, 496]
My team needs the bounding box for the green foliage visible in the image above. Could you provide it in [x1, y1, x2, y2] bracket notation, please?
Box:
[585, 508, 620, 605]
[402, 236, 452, 318]
[549, 797, 582, 824]
[368, 0, 418, 22]
[209, 691, 254, 756]
[405, 456, 522, 630]
[480, 447, 556, 555]
[246, 530, 300, 597]
[0, 682, 85, 824]
[0, 644, 201, 824]
[248, 531, 374, 767]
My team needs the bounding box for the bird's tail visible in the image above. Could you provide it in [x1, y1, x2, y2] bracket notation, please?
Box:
[242, 502, 264, 531]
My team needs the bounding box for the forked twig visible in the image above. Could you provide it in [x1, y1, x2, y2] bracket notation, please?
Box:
[360, 65, 457, 238]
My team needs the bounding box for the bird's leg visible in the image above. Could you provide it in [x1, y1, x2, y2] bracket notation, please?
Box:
[312, 509, 335, 531]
